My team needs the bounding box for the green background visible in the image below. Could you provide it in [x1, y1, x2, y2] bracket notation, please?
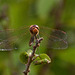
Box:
[0, 0, 75, 75]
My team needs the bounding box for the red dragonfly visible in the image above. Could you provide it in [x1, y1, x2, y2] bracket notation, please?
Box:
[0, 25, 68, 51]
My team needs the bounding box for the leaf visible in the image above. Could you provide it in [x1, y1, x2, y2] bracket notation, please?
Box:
[33, 54, 51, 65]
[20, 52, 28, 64]
[19, 49, 33, 64]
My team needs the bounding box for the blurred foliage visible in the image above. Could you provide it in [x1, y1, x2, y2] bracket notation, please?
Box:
[20, 50, 51, 65]
[0, 0, 75, 75]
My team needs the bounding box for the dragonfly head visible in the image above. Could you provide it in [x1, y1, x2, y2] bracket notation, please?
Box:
[29, 25, 39, 36]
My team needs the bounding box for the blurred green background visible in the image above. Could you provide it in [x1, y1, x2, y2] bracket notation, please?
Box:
[0, 0, 75, 75]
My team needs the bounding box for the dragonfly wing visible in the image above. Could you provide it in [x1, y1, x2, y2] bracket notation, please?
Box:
[0, 25, 30, 51]
[40, 26, 67, 40]
[40, 26, 68, 49]
[0, 39, 16, 51]
[47, 35, 68, 49]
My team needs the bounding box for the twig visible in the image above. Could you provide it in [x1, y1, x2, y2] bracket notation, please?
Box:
[23, 37, 43, 75]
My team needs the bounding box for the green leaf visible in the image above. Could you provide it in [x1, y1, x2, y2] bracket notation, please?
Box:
[20, 52, 28, 64]
[33, 54, 51, 65]
[19, 49, 32, 64]
[34, 59, 50, 65]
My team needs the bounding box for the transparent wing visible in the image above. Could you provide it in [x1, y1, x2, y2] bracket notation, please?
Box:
[0, 25, 68, 51]
[0, 25, 30, 51]
[39, 26, 68, 49]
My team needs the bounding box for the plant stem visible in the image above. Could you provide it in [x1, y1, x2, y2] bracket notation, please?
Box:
[23, 37, 43, 75]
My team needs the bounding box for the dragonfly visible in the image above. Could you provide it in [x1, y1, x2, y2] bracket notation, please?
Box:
[29, 25, 39, 46]
[0, 24, 68, 51]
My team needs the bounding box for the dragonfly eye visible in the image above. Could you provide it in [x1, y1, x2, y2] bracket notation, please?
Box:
[34, 25, 39, 30]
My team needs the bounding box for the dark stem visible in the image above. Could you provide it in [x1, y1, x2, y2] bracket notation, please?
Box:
[23, 37, 43, 75]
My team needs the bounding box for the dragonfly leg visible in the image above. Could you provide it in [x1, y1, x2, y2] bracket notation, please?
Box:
[29, 36, 34, 46]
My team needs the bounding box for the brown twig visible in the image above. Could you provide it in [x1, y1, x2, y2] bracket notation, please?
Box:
[23, 37, 43, 75]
